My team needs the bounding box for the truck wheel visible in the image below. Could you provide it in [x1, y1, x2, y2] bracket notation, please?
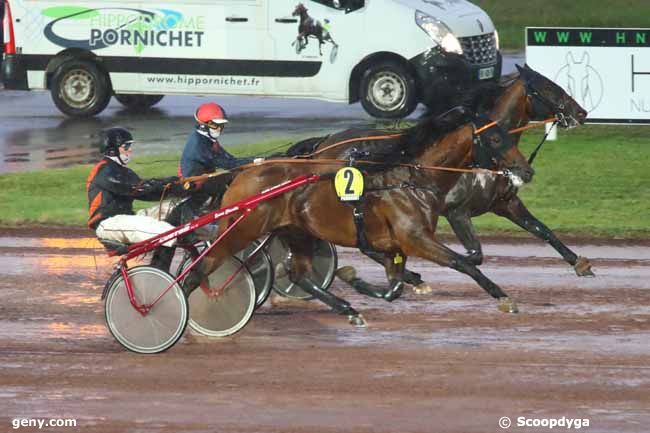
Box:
[51, 59, 112, 117]
[360, 61, 417, 119]
[114, 94, 165, 110]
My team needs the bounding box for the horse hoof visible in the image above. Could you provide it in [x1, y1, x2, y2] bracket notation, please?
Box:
[574, 256, 595, 277]
[348, 314, 367, 328]
[336, 266, 357, 283]
[413, 282, 433, 295]
[497, 297, 519, 314]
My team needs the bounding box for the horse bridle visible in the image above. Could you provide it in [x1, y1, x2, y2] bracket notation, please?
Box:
[472, 120, 515, 169]
[523, 75, 574, 128]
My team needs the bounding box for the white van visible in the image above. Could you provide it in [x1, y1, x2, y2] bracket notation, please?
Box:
[1, 0, 501, 118]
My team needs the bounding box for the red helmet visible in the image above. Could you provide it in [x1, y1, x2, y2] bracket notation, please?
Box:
[195, 102, 228, 127]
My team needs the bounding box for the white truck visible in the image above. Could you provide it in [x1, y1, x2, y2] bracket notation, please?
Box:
[2, 0, 501, 118]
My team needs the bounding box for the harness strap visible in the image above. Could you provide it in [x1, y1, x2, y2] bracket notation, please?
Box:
[352, 203, 372, 253]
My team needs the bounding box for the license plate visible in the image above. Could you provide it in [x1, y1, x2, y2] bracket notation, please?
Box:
[478, 67, 495, 80]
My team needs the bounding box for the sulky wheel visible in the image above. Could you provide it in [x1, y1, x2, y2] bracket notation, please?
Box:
[235, 238, 274, 309]
[267, 236, 338, 300]
[104, 266, 188, 354]
[180, 256, 256, 337]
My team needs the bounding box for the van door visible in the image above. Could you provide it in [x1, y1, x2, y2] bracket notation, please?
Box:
[221, 0, 268, 94]
[138, 0, 267, 95]
[267, 1, 352, 97]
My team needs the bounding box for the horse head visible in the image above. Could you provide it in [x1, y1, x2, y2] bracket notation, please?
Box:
[292, 3, 307, 16]
[516, 64, 587, 128]
[473, 123, 534, 185]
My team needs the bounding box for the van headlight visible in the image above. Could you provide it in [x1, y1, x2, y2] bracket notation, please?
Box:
[494, 30, 500, 50]
[415, 10, 463, 55]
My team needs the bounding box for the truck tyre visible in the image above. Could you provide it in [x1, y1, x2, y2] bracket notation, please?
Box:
[50, 59, 112, 117]
[360, 61, 417, 119]
[114, 94, 165, 110]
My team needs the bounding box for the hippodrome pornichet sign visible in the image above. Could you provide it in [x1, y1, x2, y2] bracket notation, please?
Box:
[526, 27, 650, 124]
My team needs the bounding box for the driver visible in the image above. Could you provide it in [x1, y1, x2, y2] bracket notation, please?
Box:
[87, 127, 181, 271]
[173, 102, 259, 226]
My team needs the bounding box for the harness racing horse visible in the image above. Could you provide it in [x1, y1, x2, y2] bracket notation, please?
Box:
[438, 64, 590, 275]
[181, 113, 534, 326]
[292, 3, 338, 56]
[303, 64, 591, 297]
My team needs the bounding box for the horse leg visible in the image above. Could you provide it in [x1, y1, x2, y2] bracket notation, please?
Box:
[361, 250, 424, 287]
[492, 196, 594, 277]
[335, 249, 409, 302]
[400, 232, 518, 313]
[281, 231, 367, 327]
[446, 208, 484, 265]
[382, 253, 406, 302]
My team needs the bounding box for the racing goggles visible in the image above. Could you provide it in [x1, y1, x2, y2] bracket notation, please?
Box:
[206, 121, 227, 130]
[120, 140, 134, 151]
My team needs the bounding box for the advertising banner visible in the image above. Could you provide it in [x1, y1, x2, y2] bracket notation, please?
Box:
[526, 27, 650, 124]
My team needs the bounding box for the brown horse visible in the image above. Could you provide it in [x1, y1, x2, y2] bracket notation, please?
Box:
[301, 64, 590, 297]
[182, 114, 533, 326]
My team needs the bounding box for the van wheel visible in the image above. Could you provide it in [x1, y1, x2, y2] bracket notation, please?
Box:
[114, 94, 165, 110]
[360, 61, 417, 119]
[51, 59, 112, 117]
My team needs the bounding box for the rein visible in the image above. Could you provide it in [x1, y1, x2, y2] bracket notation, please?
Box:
[297, 133, 405, 158]
[293, 118, 558, 160]
[527, 119, 558, 165]
[175, 117, 560, 187]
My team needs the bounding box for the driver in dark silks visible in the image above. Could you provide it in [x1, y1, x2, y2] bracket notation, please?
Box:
[169, 102, 260, 234]
[87, 127, 183, 272]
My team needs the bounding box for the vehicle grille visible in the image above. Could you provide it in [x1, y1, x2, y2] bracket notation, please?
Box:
[459, 33, 498, 66]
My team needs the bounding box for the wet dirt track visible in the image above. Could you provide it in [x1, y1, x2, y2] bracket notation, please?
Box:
[1, 228, 649, 433]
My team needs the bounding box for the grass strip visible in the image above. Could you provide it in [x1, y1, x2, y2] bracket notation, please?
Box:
[0, 126, 648, 237]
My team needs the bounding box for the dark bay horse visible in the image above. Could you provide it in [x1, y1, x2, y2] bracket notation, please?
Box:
[304, 64, 591, 296]
[292, 3, 338, 56]
[438, 64, 591, 275]
[182, 114, 534, 326]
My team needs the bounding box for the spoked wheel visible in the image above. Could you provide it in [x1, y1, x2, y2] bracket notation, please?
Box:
[235, 238, 274, 309]
[104, 266, 188, 354]
[180, 256, 256, 337]
[266, 236, 338, 300]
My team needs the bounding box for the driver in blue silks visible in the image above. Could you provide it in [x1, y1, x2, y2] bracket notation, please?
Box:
[170, 102, 260, 229]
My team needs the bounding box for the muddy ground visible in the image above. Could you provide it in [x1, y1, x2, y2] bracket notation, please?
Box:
[0, 228, 649, 433]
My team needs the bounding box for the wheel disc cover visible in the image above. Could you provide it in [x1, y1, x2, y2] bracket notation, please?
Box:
[105, 267, 187, 354]
[268, 237, 337, 300]
[187, 257, 256, 337]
